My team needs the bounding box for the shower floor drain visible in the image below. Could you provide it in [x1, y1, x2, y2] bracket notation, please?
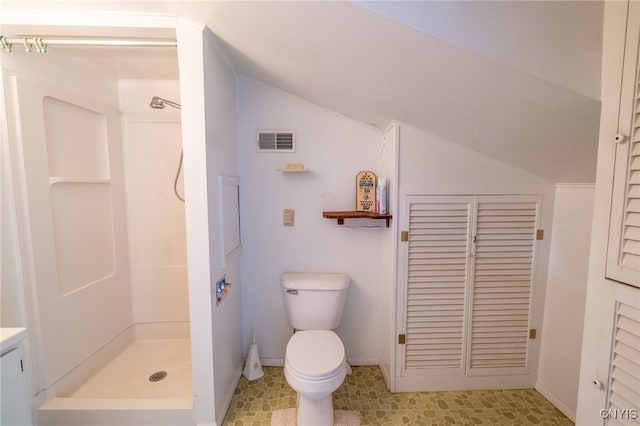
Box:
[148, 370, 168, 382]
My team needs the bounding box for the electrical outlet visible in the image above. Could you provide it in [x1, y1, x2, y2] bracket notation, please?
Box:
[283, 209, 295, 226]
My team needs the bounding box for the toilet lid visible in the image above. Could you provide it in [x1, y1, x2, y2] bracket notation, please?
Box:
[285, 330, 345, 380]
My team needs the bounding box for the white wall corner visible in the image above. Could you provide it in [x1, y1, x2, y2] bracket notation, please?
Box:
[538, 186, 594, 421]
[176, 18, 216, 425]
[203, 27, 238, 75]
[535, 382, 576, 422]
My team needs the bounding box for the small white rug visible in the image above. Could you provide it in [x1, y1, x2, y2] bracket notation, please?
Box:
[271, 408, 362, 426]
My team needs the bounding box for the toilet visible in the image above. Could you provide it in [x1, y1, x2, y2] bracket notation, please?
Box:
[281, 272, 350, 426]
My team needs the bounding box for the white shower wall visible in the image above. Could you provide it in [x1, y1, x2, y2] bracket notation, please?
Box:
[118, 79, 189, 324]
[2, 49, 132, 393]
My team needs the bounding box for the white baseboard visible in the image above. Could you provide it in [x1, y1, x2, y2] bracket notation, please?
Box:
[378, 361, 393, 392]
[534, 382, 576, 422]
[260, 357, 284, 367]
[347, 357, 379, 366]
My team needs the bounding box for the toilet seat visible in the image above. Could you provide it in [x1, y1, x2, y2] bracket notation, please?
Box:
[285, 330, 345, 381]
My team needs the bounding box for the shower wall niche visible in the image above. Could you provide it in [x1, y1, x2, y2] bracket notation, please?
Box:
[44, 97, 115, 296]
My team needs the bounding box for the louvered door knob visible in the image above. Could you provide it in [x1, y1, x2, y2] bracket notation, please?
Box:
[614, 133, 627, 143]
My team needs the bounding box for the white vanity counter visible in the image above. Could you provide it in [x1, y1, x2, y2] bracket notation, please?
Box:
[1, 327, 27, 353]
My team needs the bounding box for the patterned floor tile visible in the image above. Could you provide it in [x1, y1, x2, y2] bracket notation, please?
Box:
[222, 366, 572, 425]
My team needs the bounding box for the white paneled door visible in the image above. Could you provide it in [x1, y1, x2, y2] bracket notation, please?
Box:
[398, 195, 541, 382]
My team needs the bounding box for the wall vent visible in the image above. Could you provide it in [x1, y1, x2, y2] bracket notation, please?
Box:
[256, 130, 295, 152]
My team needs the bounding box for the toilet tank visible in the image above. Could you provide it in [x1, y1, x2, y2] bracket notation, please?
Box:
[281, 272, 350, 330]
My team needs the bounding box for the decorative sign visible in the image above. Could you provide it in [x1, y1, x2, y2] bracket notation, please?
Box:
[356, 171, 377, 212]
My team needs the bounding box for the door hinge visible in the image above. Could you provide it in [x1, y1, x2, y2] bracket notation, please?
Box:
[536, 229, 544, 240]
[400, 231, 409, 242]
[398, 334, 406, 344]
[20, 359, 24, 372]
[529, 329, 537, 339]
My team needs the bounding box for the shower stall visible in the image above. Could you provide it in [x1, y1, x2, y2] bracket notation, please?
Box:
[1, 30, 198, 425]
[2, 15, 244, 425]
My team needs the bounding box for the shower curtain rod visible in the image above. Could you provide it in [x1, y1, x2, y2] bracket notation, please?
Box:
[0, 35, 177, 53]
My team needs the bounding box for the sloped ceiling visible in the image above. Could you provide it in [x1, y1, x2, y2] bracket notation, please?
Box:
[0, 1, 603, 183]
[356, 1, 603, 101]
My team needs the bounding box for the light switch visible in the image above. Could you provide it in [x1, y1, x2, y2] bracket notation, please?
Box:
[283, 209, 295, 226]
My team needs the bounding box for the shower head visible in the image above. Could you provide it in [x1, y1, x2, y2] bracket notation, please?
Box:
[149, 96, 181, 110]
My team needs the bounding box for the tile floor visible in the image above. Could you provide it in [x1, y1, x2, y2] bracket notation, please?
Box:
[223, 366, 572, 425]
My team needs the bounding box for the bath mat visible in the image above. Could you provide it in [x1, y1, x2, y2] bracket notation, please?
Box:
[271, 408, 362, 426]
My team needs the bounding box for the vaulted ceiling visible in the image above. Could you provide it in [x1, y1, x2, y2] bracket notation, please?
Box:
[0, 1, 604, 183]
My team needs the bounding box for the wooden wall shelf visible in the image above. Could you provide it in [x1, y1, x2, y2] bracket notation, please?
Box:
[322, 211, 392, 228]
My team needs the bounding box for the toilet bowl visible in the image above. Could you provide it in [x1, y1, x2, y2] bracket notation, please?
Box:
[284, 330, 346, 426]
[281, 272, 350, 426]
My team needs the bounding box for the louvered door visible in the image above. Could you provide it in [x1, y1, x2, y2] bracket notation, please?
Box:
[400, 195, 539, 379]
[402, 196, 473, 375]
[605, 302, 640, 425]
[467, 196, 539, 376]
[607, 1, 640, 288]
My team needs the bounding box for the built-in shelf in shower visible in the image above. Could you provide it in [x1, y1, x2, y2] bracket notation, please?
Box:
[49, 177, 111, 185]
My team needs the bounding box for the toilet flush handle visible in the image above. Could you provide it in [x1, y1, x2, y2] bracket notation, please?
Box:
[286, 289, 299, 295]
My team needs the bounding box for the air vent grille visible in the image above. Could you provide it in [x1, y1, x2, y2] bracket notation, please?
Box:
[257, 130, 295, 152]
